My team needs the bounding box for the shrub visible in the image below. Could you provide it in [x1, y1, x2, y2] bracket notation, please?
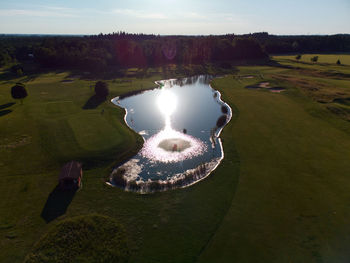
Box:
[11, 83, 28, 104]
[310, 56, 318, 63]
[337, 59, 341, 65]
[295, 54, 302, 60]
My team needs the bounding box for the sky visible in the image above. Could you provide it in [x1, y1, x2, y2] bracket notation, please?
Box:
[0, 0, 349, 35]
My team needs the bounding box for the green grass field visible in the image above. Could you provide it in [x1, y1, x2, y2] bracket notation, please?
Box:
[274, 54, 350, 65]
[1, 60, 350, 262]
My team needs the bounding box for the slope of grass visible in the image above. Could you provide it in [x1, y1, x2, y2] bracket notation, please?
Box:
[0, 69, 240, 263]
[2, 61, 350, 263]
[199, 71, 350, 262]
[24, 214, 130, 263]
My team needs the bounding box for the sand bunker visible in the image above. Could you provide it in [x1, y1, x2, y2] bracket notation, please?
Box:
[241, 75, 255, 79]
[268, 87, 286, 93]
[258, 82, 270, 88]
[245, 82, 286, 93]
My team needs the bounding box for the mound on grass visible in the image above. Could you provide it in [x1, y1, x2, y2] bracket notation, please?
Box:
[24, 214, 129, 263]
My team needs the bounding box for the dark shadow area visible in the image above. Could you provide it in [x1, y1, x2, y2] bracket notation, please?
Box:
[333, 97, 350, 106]
[0, 102, 15, 110]
[82, 95, 106, 109]
[0, 109, 12, 117]
[41, 185, 77, 223]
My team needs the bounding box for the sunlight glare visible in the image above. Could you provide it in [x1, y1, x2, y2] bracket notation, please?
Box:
[157, 89, 177, 116]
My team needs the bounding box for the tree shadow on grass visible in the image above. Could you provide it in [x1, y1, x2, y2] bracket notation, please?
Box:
[0, 102, 15, 110]
[0, 109, 12, 117]
[41, 185, 77, 223]
[83, 95, 106, 109]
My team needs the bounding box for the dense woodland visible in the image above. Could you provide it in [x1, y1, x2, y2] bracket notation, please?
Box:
[1, 32, 350, 72]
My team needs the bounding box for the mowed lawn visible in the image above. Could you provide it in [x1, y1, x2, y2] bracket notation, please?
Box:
[1, 63, 350, 262]
[199, 72, 350, 262]
[274, 54, 350, 65]
[0, 70, 240, 263]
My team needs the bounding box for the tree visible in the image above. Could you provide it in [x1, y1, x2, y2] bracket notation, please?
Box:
[10, 64, 24, 76]
[337, 59, 341, 65]
[311, 56, 318, 63]
[11, 83, 27, 104]
[94, 81, 109, 98]
[295, 54, 302, 61]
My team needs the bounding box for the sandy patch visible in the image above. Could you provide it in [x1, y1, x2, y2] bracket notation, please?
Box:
[258, 82, 270, 88]
[268, 87, 286, 93]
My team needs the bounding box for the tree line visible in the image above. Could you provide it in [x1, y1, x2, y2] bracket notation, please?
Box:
[1, 32, 349, 72]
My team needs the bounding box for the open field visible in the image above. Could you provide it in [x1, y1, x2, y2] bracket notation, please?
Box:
[1, 59, 350, 262]
[274, 54, 350, 65]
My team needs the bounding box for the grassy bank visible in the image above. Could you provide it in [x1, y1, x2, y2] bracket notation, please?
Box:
[1, 60, 350, 262]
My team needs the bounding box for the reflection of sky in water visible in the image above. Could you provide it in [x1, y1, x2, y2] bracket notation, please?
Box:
[113, 75, 227, 181]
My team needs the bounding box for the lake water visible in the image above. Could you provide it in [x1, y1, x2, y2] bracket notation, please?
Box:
[110, 75, 231, 192]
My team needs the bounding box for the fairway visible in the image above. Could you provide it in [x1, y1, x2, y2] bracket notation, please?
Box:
[199, 73, 350, 262]
[274, 54, 350, 65]
[1, 60, 350, 262]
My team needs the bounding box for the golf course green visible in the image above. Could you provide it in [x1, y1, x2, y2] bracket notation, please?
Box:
[1, 57, 350, 262]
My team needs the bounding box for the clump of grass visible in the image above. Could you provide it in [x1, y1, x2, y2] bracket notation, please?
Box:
[24, 214, 130, 263]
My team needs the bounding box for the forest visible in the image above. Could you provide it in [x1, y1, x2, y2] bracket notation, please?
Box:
[1, 32, 350, 72]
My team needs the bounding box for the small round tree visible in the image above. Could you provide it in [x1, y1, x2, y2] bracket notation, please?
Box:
[95, 81, 109, 98]
[337, 59, 341, 65]
[311, 56, 318, 63]
[11, 83, 27, 104]
[295, 54, 302, 61]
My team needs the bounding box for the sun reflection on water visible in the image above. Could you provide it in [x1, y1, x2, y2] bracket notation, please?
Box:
[157, 88, 177, 116]
[140, 87, 206, 163]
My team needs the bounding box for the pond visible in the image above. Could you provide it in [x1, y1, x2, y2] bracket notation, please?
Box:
[110, 75, 231, 193]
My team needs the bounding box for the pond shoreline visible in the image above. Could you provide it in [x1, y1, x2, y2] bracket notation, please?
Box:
[107, 75, 232, 193]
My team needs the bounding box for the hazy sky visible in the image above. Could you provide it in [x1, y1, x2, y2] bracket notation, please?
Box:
[0, 0, 349, 35]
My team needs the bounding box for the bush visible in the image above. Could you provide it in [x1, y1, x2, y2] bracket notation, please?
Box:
[310, 56, 318, 63]
[337, 59, 341, 65]
[95, 81, 109, 98]
[10, 64, 24, 75]
[295, 54, 301, 60]
[11, 83, 27, 103]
